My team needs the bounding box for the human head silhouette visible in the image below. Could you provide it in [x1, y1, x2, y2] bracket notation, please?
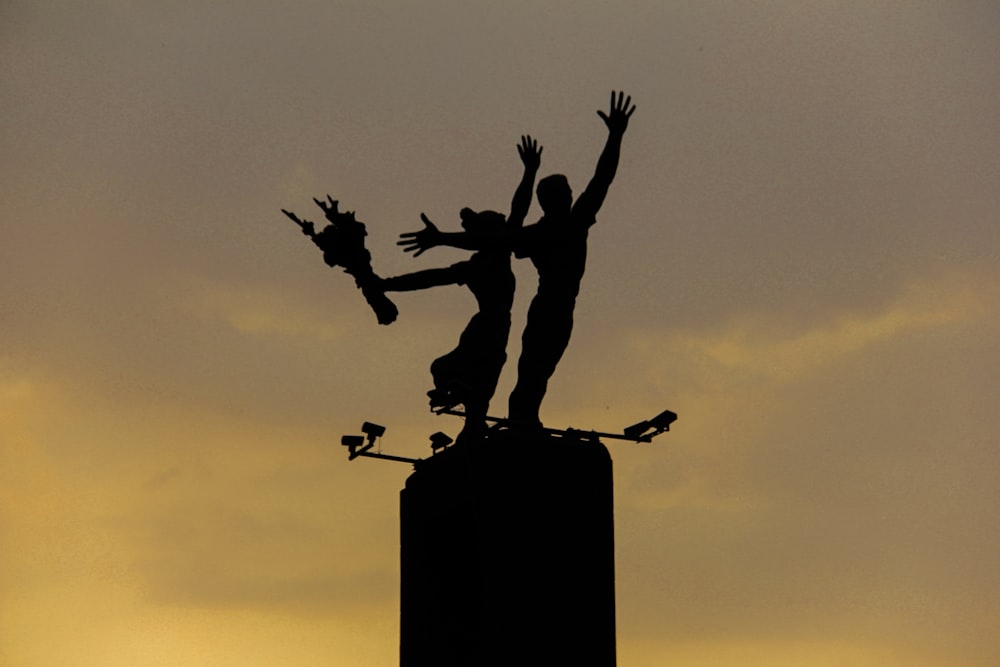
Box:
[536, 175, 572, 215]
[460, 208, 506, 233]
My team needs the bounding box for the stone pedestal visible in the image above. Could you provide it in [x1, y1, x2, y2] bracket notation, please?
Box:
[399, 430, 616, 667]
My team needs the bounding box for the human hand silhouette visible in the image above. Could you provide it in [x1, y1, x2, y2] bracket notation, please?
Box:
[517, 135, 542, 171]
[398, 213, 441, 257]
[313, 195, 337, 216]
[313, 195, 341, 222]
[597, 90, 636, 135]
[281, 208, 316, 237]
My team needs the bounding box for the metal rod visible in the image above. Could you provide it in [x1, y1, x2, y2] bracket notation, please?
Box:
[357, 451, 421, 465]
[434, 408, 656, 443]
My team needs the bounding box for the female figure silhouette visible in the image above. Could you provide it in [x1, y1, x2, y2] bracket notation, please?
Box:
[382, 136, 541, 442]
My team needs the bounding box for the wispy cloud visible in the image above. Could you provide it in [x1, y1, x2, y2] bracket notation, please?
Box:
[631, 269, 998, 389]
[174, 273, 350, 343]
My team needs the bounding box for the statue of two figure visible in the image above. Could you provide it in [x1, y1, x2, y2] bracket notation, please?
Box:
[286, 92, 636, 444]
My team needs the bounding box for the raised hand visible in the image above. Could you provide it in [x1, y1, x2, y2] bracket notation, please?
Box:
[517, 134, 542, 171]
[281, 208, 316, 237]
[597, 90, 636, 135]
[398, 213, 442, 257]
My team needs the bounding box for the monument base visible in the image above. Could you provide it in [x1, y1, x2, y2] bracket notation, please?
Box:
[400, 429, 616, 667]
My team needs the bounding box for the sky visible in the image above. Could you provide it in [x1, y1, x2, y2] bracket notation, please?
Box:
[2, 1, 999, 665]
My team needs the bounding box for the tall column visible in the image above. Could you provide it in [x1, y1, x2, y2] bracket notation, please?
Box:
[400, 430, 616, 667]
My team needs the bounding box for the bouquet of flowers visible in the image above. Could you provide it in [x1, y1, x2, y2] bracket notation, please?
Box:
[282, 196, 398, 325]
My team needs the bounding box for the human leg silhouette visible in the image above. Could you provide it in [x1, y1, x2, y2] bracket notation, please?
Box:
[508, 298, 574, 426]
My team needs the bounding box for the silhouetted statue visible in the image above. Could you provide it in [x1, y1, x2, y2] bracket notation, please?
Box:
[282, 198, 398, 324]
[400, 91, 636, 427]
[382, 136, 541, 443]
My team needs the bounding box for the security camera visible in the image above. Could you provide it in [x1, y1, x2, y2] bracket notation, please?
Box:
[623, 409, 677, 441]
[429, 432, 453, 452]
[623, 420, 649, 440]
[361, 422, 386, 438]
[341, 435, 365, 448]
[647, 409, 677, 431]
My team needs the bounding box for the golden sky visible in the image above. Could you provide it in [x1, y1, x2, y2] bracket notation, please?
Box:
[2, 2, 999, 665]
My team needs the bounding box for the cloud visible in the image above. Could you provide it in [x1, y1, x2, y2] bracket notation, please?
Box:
[3, 2, 999, 665]
[176, 273, 351, 343]
[127, 501, 398, 611]
[0, 363, 406, 624]
[609, 267, 1000, 662]
[617, 268, 998, 397]
[619, 636, 951, 667]
[674, 269, 998, 385]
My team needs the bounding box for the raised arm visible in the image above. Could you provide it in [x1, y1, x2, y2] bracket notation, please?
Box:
[508, 135, 541, 229]
[573, 90, 636, 220]
[399, 136, 539, 256]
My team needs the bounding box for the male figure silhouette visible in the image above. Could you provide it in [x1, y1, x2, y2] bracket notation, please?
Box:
[400, 92, 636, 427]
[383, 136, 541, 442]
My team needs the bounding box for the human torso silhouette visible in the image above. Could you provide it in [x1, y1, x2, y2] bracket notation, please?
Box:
[518, 210, 595, 301]
[507, 207, 597, 425]
[463, 251, 516, 316]
[427, 250, 513, 422]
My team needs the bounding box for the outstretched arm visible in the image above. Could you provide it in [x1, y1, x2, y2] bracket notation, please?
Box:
[397, 214, 491, 256]
[508, 135, 541, 229]
[381, 265, 464, 292]
[574, 90, 636, 220]
[398, 135, 540, 256]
